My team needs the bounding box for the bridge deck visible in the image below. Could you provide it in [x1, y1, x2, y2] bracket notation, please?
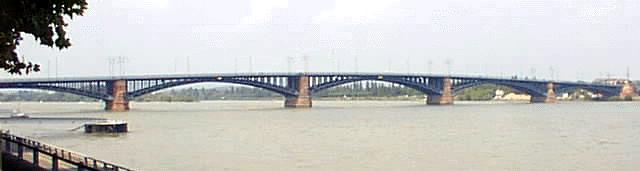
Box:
[0, 72, 619, 87]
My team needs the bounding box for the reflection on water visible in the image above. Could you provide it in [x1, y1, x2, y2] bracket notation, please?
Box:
[1, 101, 639, 170]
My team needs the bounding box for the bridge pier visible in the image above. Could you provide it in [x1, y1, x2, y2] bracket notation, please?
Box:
[427, 78, 454, 105]
[105, 80, 130, 112]
[285, 75, 312, 108]
[530, 83, 556, 103]
[619, 81, 637, 100]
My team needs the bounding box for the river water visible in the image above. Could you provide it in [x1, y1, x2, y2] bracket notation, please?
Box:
[1, 101, 639, 170]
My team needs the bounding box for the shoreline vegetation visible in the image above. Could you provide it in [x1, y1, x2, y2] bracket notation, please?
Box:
[0, 84, 635, 103]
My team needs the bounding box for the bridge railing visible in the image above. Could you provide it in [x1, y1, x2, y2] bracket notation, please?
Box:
[306, 72, 619, 86]
[0, 72, 302, 83]
[1, 131, 133, 171]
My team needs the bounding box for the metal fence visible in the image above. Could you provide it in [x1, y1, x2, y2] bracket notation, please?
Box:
[1, 132, 133, 171]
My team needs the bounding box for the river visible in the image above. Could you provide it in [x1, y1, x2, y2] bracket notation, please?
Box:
[1, 101, 639, 170]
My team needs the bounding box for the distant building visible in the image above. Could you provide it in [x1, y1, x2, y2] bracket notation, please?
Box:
[493, 89, 531, 101]
[494, 89, 505, 100]
[592, 78, 631, 86]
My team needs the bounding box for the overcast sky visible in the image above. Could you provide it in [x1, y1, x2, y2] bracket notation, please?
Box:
[10, 0, 640, 81]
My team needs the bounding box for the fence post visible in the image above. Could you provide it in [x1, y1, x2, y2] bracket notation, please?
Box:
[1, 136, 4, 171]
[17, 144, 23, 159]
[52, 156, 59, 171]
[4, 138, 9, 152]
[33, 148, 39, 168]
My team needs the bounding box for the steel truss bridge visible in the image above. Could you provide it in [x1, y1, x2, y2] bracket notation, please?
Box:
[0, 73, 633, 111]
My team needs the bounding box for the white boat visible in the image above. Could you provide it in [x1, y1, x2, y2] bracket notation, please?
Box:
[10, 109, 29, 118]
[10, 112, 29, 119]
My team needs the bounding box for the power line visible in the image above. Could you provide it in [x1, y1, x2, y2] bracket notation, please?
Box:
[330, 49, 336, 72]
[234, 57, 238, 73]
[406, 56, 411, 74]
[626, 66, 630, 80]
[445, 58, 452, 76]
[337, 56, 341, 72]
[427, 59, 433, 74]
[249, 56, 254, 73]
[303, 55, 309, 73]
[119, 56, 123, 76]
[286, 56, 293, 73]
[354, 56, 359, 73]
[549, 66, 555, 80]
[108, 57, 116, 77]
[47, 60, 50, 79]
[174, 57, 178, 73]
[55, 56, 59, 79]
[530, 67, 536, 79]
[387, 56, 391, 73]
[186, 56, 191, 73]
[115, 56, 128, 76]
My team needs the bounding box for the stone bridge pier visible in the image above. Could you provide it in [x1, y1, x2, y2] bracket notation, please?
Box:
[426, 78, 454, 105]
[105, 80, 130, 112]
[530, 82, 557, 103]
[285, 75, 312, 108]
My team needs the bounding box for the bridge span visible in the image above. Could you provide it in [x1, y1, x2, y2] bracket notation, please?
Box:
[0, 73, 636, 111]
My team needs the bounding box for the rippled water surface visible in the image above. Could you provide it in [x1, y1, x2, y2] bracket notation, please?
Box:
[1, 101, 639, 170]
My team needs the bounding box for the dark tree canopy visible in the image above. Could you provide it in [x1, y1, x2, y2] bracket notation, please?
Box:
[0, 0, 87, 74]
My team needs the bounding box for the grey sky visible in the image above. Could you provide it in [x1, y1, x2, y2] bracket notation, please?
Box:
[11, 0, 640, 81]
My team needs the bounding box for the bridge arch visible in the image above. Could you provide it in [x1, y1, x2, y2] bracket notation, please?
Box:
[309, 76, 443, 96]
[0, 83, 111, 101]
[555, 86, 619, 97]
[452, 80, 548, 97]
[127, 78, 298, 99]
[0, 87, 109, 101]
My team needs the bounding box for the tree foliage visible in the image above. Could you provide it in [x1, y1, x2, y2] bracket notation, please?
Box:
[0, 90, 95, 102]
[0, 0, 87, 74]
[455, 84, 517, 101]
